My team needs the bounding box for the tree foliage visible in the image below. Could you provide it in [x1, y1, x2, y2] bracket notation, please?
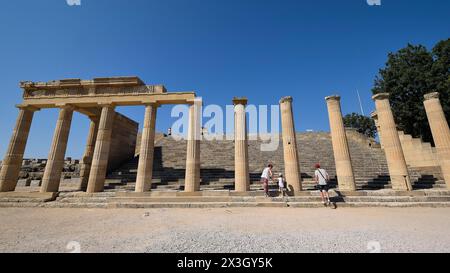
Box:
[343, 113, 377, 138]
[372, 39, 450, 143]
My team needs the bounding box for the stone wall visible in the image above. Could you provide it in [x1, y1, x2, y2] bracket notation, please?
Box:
[135, 132, 166, 156]
[107, 112, 138, 172]
[345, 128, 380, 148]
[398, 131, 439, 168]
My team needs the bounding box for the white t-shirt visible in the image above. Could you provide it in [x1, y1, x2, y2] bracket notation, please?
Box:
[315, 169, 329, 185]
[261, 167, 271, 179]
[278, 177, 285, 188]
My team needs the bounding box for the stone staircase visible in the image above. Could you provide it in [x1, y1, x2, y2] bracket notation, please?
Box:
[107, 190, 450, 208]
[2, 131, 445, 209]
[105, 132, 444, 191]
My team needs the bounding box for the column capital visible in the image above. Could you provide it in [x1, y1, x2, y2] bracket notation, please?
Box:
[187, 98, 203, 106]
[55, 104, 75, 111]
[370, 111, 378, 119]
[15, 104, 40, 112]
[88, 115, 100, 123]
[143, 102, 159, 108]
[279, 96, 293, 104]
[233, 97, 248, 106]
[98, 103, 116, 108]
[325, 95, 341, 102]
[372, 92, 390, 101]
[424, 92, 440, 101]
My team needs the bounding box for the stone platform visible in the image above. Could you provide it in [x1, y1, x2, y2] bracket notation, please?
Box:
[1, 189, 450, 209]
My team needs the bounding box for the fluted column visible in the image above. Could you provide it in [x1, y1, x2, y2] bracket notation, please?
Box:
[79, 117, 99, 191]
[184, 101, 201, 192]
[280, 97, 302, 192]
[233, 98, 250, 192]
[326, 95, 356, 191]
[371, 111, 384, 148]
[135, 103, 158, 192]
[41, 105, 74, 193]
[0, 106, 37, 192]
[424, 92, 450, 189]
[373, 93, 412, 191]
[86, 104, 115, 193]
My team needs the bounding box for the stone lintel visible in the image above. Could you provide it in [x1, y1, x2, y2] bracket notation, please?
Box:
[20, 76, 147, 91]
[424, 92, 440, 101]
[325, 95, 340, 101]
[233, 97, 248, 106]
[22, 92, 197, 109]
[372, 92, 390, 101]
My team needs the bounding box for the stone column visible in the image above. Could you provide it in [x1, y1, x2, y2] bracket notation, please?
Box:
[0, 106, 37, 192]
[184, 100, 201, 192]
[135, 103, 158, 192]
[86, 104, 115, 193]
[373, 93, 412, 191]
[79, 117, 99, 191]
[371, 111, 384, 148]
[233, 98, 250, 192]
[41, 106, 74, 193]
[326, 95, 356, 191]
[424, 92, 450, 189]
[280, 97, 302, 192]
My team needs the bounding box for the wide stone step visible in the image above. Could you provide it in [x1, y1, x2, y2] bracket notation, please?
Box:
[57, 197, 109, 203]
[287, 202, 450, 208]
[110, 202, 288, 209]
[43, 202, 108, 209]
[0, 202, 44, 208]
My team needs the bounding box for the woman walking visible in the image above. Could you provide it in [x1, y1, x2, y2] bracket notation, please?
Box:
[261, 164, 273, 197]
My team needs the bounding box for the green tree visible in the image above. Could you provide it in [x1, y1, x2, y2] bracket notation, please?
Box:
[343, 113, 377, 138]
[372, 39, 450, 143]
[431, 39, 450, 122]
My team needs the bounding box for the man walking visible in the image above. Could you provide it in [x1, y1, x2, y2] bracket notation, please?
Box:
[314, 163, 331, 206]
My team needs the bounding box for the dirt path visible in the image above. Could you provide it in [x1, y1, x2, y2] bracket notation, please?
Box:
[1, 207, 449, 253]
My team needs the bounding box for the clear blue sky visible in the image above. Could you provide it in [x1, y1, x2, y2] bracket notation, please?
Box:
[0, 0, 449, 159]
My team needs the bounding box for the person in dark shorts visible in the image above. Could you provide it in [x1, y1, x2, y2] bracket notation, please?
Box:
[314, 163, 331, 206]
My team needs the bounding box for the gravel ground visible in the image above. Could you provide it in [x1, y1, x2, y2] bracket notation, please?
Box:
[1, 207, 449, 253]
